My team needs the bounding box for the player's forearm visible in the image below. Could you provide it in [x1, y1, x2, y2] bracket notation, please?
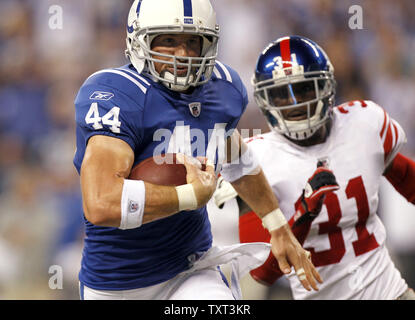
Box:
[231, 168, 280, 218]
[224, 132, 281, 218]
[142, 182, 180, 223]
[232, 169, 294, 246]
[83, 178, 181, 227]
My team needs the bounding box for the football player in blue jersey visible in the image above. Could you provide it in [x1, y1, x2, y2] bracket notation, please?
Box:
[73, 0, 321, 300]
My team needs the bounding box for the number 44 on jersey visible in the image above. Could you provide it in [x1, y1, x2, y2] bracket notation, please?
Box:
[85, 102, 121, 133]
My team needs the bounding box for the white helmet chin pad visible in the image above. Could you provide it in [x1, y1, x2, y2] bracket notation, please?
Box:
[160, 71, 194, 92]
[125, 0, 220, 92]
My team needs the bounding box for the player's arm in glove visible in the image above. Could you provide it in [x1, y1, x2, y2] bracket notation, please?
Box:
[239, 166, 339, 286]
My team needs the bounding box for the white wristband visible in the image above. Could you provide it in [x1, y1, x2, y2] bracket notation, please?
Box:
[175, 184, 198, 211]
[262, 208, 287, 232]
[120, 179, 146, 230]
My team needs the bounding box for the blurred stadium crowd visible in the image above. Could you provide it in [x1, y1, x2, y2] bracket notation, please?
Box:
[0, 0, 414, 299]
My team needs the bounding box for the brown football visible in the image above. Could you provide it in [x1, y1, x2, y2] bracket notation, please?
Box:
[128, 153, 187, 186]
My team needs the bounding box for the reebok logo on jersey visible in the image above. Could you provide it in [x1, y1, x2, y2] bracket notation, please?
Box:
[90, 91, 114, 101]
[189, 102, 201, 117]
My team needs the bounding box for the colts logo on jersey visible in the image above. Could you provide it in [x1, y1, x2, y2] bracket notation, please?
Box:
[189, 102, 201, 117]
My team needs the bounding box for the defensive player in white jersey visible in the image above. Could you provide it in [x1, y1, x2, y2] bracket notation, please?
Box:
[232, 36, 415, 300]
[73, 1, 321, 300]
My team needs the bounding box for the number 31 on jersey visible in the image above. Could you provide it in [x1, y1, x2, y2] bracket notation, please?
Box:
[85, 102, 121, 133]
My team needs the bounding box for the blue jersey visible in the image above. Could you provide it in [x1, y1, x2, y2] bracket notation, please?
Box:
[73, 62, 248, 290]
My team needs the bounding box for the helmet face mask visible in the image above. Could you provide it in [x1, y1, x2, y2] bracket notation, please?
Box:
[253, 36, 336, 141]
[125, 0, 220, 92]
[140, 29, 218, 90]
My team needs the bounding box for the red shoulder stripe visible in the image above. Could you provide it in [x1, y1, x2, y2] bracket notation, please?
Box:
[379, 109, 388, 139]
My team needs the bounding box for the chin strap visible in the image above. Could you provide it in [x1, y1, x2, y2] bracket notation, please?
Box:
[384, 153, 415, 204]
[160, 71, 194, 92]
[163, 82, 190, 92]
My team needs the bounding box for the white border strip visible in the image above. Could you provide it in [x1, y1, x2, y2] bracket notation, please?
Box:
[88, 69, 148, 94]
[115, 68, 151, 86]
[215, 60, 232, 83]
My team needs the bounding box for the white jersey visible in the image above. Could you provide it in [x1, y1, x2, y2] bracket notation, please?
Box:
[246, 100, 408, 300]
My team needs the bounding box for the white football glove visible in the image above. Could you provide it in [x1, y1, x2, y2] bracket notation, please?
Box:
[212, 177, 238, 209]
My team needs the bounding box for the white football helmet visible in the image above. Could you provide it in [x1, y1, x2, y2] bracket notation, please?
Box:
[125, 0, 220, 92]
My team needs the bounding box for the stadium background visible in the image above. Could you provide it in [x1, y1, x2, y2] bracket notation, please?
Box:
[0, 0, 414, 299]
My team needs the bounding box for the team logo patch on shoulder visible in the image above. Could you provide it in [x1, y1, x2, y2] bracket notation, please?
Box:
[189, 102, 201, 117]
[89, 91, 114, 101]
